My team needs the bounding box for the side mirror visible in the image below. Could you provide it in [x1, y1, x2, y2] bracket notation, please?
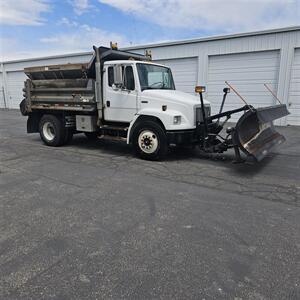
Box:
[113, 65, 123, 86]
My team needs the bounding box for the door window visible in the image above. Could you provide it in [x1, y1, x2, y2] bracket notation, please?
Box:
[107, 65, 135, 91]
[124, 66, 135, 91]
[108, 66, 114, 86]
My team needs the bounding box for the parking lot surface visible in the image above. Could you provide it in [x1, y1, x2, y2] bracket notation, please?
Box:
[0, 110, 299, 300]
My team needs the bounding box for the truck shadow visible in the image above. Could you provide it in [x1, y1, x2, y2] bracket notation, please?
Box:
[70, 134, 133, 156]
[168, 146, 275, 175]
[67, 134, 275, 176]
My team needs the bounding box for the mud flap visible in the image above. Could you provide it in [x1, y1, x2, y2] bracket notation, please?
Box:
[234, 104, 290, 161]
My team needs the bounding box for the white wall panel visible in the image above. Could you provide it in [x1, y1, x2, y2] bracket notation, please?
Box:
[287, 48, 300, 125]
[207, 50, 280, 121]
[0, 73, 5, 108]
[6, 71, 27, 109]
[155, 57, 198, 94]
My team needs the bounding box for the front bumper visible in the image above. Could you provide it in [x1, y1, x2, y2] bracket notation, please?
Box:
[166, 120, 222, 146]
[166, 129, 197, 145]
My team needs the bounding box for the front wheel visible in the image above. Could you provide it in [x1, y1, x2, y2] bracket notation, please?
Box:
[133, 121, 168, 160]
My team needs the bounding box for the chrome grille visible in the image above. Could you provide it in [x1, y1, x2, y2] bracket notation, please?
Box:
[195, 106, 211, 123]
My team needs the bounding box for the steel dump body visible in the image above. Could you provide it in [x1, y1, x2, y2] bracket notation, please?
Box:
[22, 46, 149, 114]
[24, 63, 97, 113]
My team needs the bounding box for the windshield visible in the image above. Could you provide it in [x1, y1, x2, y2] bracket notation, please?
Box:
[137, 63, 175, 91]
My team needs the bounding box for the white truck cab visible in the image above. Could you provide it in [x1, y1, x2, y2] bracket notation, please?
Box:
[98, 60, 211, 159]
[103, 60, 210, 132]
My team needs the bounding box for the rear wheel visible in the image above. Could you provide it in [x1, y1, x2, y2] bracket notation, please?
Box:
[133, 121, 167, 160]
[39, 114, 65, 146]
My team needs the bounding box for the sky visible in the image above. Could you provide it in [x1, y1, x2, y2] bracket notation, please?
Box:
[0, 0, 299, 61]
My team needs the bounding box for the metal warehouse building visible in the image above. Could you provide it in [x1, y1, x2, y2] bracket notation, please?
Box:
[1, 26, 299, 125]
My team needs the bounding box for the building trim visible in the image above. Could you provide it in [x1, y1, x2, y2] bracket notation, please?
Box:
[0, 63, 9, 109]
[0, 51, 93, 65]
[123, 26, 300, 50]
[1, 26, 299, 64]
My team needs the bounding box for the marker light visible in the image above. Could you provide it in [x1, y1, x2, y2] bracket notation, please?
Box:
[110, 42, 118, 50]
[173, 116, 181, 124]
[195, 86, 206, 93]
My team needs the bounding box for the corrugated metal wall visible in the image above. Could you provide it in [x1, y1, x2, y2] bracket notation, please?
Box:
[1, 28, 299, 125]
[288, 48, 300, 125]
[128, 29, 300, 125]
[0, 72, 5, 108]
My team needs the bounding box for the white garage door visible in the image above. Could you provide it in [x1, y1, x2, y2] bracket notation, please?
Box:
[155, 57, 198, 94]
[7, 71, 27, 109]
[287, 48, 300, 125]
[207, 50, 280, 121]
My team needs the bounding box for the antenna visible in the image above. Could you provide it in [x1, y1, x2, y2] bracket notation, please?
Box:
[225, 81, 254, 111]
[263, 83, 282, 104]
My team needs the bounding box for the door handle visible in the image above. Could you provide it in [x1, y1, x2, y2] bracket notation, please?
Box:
[106, 101, 110, 107]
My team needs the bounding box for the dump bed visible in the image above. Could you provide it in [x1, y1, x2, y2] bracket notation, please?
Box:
[23, 63, 96, 113]
[21, 46, 150, 115]
[24, 63, 89, 80]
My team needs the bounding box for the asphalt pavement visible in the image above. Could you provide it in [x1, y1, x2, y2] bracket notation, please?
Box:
[0, 110, 299, 299]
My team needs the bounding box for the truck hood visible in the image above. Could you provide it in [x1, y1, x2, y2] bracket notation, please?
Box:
[141, 89, 210, 106]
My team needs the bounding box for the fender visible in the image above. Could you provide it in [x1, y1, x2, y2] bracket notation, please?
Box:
[126, 108, 195, 144]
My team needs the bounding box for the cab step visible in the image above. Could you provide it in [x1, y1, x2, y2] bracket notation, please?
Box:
[100, 125, 128, 139]
[100, 125, 128, 132]
[99, 135, 127, 142]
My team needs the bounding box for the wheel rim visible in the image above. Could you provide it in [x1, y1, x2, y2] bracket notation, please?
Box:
[43, 121, 55, 141]
[138, 130, 159, 154]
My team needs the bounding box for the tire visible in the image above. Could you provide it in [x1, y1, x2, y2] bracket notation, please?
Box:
[39, 114, 65, 146]
[132, 120, 168, 160]
[84, 132, 98, 141]
[20, 99, 28, 116]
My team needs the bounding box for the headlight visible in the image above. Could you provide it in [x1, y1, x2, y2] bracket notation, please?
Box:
[173, 115, 181, 124]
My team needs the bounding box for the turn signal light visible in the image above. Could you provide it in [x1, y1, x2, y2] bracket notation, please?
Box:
[173, 116, 181, 124]
[195, 86, 206, 93]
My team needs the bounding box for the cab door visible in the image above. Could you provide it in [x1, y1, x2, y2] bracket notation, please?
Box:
[104, 65, 138, 123]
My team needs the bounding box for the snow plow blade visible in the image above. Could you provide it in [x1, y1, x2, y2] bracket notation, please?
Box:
[234, 104, 290, 161]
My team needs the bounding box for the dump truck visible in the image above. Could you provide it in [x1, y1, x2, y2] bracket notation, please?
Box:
[20, 44, 289, 162]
